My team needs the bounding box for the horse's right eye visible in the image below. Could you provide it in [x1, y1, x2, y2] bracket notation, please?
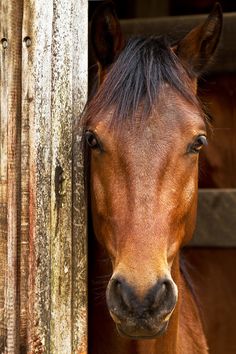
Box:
[85, 131, 100, 149]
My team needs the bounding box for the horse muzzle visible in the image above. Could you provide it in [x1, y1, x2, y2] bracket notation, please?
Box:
[106, 275, 178, 339]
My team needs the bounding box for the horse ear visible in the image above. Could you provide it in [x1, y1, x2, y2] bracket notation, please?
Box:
[91, 0, 125, 71]
[175, 3, 223, 76]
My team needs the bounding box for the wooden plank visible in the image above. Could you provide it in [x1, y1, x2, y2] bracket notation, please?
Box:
[0, 0, 88, 352]
[50, 0, 74, 351]
[191, 189, 236, 247]
[49, 0, 88, 352]
[0, 1, 9, 351]
[71, 0, 88, 353]
[121, 12, 236, 73]
[23, 1, 53, 351]
[22, 0, 88, 352]
[6, 1, 23, 353]
[20, 3, 33, 352]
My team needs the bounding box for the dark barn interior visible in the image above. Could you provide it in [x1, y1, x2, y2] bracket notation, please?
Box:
[90, 0, 236, 18]
[88, 1, 236, 353]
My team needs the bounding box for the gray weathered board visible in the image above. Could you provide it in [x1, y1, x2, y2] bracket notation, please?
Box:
[191, 189, 236, 247]
[121, 12, 236, 73]
[0, 0, 87, 353]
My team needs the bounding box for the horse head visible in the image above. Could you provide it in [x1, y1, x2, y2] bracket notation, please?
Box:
[84, 1, 222, 339]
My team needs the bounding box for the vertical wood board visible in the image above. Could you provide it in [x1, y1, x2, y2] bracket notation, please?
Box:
[0, 0, 88, 352]
[71, 1, 88, 353]
[6, 1, 23, 353]
[0, 1, 8, 352]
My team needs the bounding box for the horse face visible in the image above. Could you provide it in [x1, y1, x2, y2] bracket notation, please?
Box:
[87, 0, 222, 339]
[87, 86, 206, 338]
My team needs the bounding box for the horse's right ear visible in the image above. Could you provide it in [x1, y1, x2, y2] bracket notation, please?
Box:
[91, 1, 124, 71]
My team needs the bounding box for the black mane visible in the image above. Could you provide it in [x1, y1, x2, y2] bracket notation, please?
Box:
[84, 35, 200, 127]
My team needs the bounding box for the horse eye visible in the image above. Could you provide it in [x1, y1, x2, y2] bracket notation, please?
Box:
[188, 135, 208, 154]
[85, 131, 100, 149]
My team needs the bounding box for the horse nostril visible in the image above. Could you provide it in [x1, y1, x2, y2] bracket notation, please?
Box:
[117, 281, 131, 309]
[152, 278, 176, 311]
[107, 277, 134, 312]
[153, 282, 167, 307]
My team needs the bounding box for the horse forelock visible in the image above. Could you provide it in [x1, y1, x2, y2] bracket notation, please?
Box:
[83, 35, 204, 129]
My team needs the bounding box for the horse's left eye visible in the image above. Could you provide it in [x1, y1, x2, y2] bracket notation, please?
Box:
[85, 131, 100, 149]
[188, 135, 208, 154]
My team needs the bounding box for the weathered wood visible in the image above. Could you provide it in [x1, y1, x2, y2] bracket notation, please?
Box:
[191, 189, 236, 247]
[0, 1, 8, 351]
[21, 2, 33, 352]
[6, 1, 23, 353]
[22, 1, 52, 352]
[121, 12, 236, 73]
[25, 0, 88, 352]
[0, 0, 88, 352]
[50, 1, 74, 350]
[71, 1, 88, 353]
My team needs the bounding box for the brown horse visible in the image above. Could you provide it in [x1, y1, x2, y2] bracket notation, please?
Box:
[83, 2, 222, 353]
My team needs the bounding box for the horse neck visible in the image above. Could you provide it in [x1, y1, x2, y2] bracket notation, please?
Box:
[178, 259, 209, 354]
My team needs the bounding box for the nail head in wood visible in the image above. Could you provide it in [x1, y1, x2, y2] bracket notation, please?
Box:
[24, 36, 32, 48]
[1, 38, 8, 49]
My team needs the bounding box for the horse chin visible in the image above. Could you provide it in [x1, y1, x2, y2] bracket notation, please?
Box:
[116, 320, 169, 340]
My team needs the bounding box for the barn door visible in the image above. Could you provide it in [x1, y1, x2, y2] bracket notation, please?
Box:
[0, 0, 88, 353]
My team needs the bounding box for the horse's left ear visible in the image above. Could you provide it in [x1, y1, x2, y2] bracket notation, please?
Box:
[175, 3, 223, 76]
[91, 1, 125, 72]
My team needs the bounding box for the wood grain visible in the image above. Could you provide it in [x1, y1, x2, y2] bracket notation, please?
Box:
[0, 0, 88, 352]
